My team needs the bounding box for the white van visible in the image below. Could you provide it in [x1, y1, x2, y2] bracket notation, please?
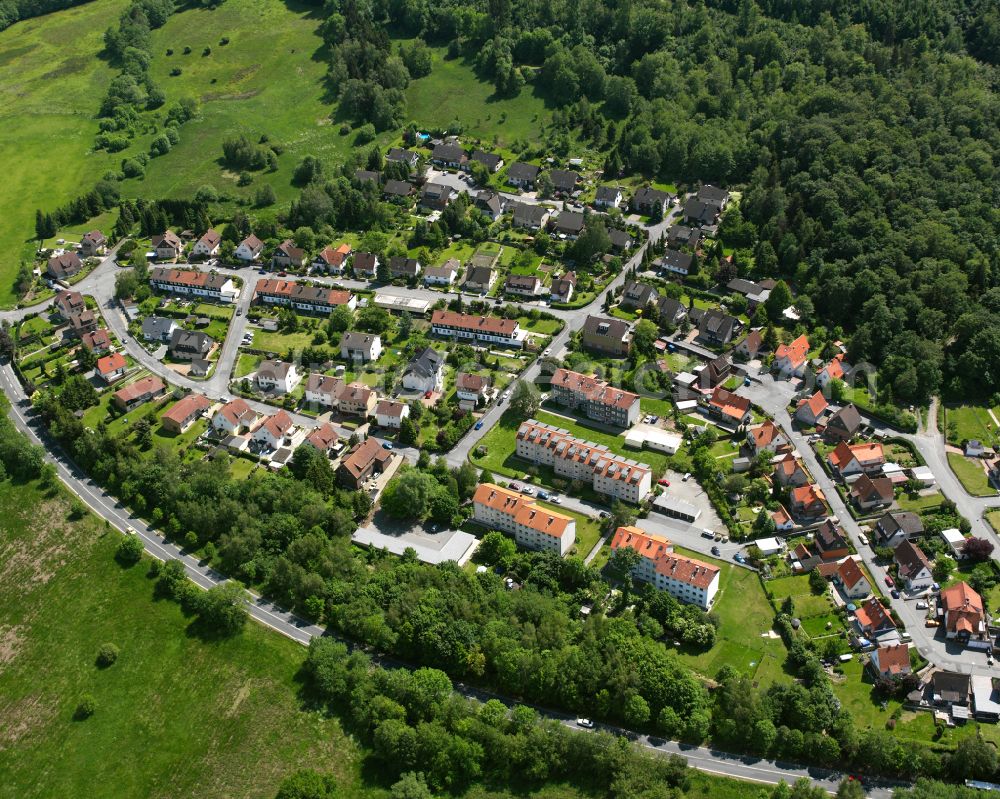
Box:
[858, 533, 868, 546]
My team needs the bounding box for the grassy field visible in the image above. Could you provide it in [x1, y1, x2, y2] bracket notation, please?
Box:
[944, 404, 999, 447]
[0, 479, 360, 798]
[947, 452, 994, 496]
[0, 0, 127, 306]
[535, 500, 603, 559]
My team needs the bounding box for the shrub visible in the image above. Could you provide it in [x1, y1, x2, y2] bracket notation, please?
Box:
[170, 67, 182, 77]
[219, 37, 229, 45]
[202, 47, 211, 56]
[183, 46, 192, 54]
[75, 694, 96, 720]
[96, 643, 120, 667]
[116, 534, 143, 565]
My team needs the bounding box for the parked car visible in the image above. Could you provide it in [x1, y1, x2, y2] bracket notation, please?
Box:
[510, 483, 521, 491]
[916, 601, 928, 610]
[658, 478, 671, 486]
[576, 718, 594, 729]
[381, 442, 393, 450]
[424, 390, 433, 398]
[474, 420, 483, 430]
[537, 491, 550, 501]
[682, 472, 691, 481]
[711, 546, 721, 556]
[884, 575, 894, 587]
[891, 589, 900, 599]
[858, 533, 869, 546]
[550, 496, 562, 504]
[521, 486, 534, 496]
[925, 619, 940, 627]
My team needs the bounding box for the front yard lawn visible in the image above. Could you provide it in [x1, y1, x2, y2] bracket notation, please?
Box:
[896, 490, 944, 512]
[945, 404, 997, 447]
[947, 452, 994, 496]
[535, 500, 603, 559]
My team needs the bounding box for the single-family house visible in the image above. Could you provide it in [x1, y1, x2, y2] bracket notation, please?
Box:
[511, 202, 550, 230]
[192, 229, 221, 258]
[375, 399, 409, 429]
[383, 179, 414, 200]
[790, 483, 827, 520]
[874, 510, 924, 548]
[581, 315, 632, 357]
[836, 558, 872, 599]
[815, 519, 851, 561]
[354, 169, 380, 185]
[68, 309, 98, 335]
[549, 169, 579, 194]
[656, 296, 687, 328]
[256, 360, 301, 394]
[420, 182, 452, 211]
[824, 404, 862, 441]
[620, 281, 659, 312]
[212, 398, 258, 435]
[402, 347, 444, 394]
[933, 671, 972, 713]
[423, 260, 459, 287]
[470, 150, 503, 173]
[80, 230, 107, 257]
[54, 290, 86, 319]
[746, 420, 789, 456]
[112, 376, 165, 412]
[337, 382, 377, 417]
[455, 372, 488, 404]
[828, 441, 885, 477]
[632, 186, 672, 217]
[340, 331, 381, 363]
[235, 234, 265, 263]
[80, 329, 112, 354]
[773, 453, 809, 487]
[252, 410, 295, 450]
[667, 225, 701, 251]
[161, 393, 211, 434]
[656, 250, 694, 276]
[313, 244, 352, 274]
[854, 596, 896, 637]
[47, 251, 84, 280]
[96, 352, 127, 383]
[507, 162, 539, 189]
[773, 334, 811, 378]
[337, 436, 393, 489]
[475, 192, 504, 220]
[552, 211, 585, 238]
[699, 354, 732, 389]
[607, 228, 634, 252]
[550, 271, 576, 303]
[464, 266, 497, 294]
[388, 256, 421, 280]
[816, 355, 847, 389]
[430, 142, 467, 169]
[594, 185, 623, 209]
[152, 230, 184, 261]
[735, 329, 763, 360]
[304, 374, 344, 408]
[850, 473, 895, 510]
[142, 315, 184, 344]
[272, 239, 307, 270]
[869, 644, 911, 681]
[894, 540, 933, 591]
[772, 506, 795, 532]
[966, 440, 987, 458]
[795, 391, 829, 426]
[386, 147, 419, 169]
[941, 582, 987, 641]
[168, 329, 213, 361]
[690, 308, 740, 345]
[505, 274, 542, 297]
[707, 386, 752, 427]
[352, 252, 379, 278]
[304, 423, 339, 455]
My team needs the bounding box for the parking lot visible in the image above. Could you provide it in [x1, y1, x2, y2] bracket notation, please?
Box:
[352, 510, 478, 565]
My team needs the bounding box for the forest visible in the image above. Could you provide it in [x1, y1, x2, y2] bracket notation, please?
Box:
[310, 0, 1000, 404]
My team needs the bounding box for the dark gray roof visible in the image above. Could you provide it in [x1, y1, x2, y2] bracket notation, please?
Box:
[667, 225, 700, 246]
[827, 404, 862, 434]
[512, 202, 549, 226]
[432, 142, 466, 162]
[608, 228, 633, 249]
[386, 147, 418, 164]
[621, 281, 658, 309]
[471, 150, 502, 170]
[342, 331, 378, 350]
[141, 316, 176, 339]
[727, 278, 763, 296]
[405, 347, 444, 379]
[169, 328, 212, 353]
[698, 184, 730, 206]
[355, 169, 380, 184]
[476, 192, 503, 216]
[633, 186, 672, 208]
[465, 266, 495, 286]
[554, 210, 585, 233]
[583, 314, 630, 341]
[695, 309, 739, 342]
[658, 250, 694, 273]
[656, 296, 687, 323]
[684, 198, 720, 225]
[384, 179, 413, 197]
[877, 511, 924, 537]
[507, 162, 539, 182]
[595, 185, 622, 202]
[549, 169, 579, 191]
[388, 256, 420, 276]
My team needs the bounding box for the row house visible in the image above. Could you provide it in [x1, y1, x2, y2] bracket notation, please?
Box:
[430, 310, 523, 348]
[473, 483, 576, 556]
[149, 267, 239, 303]
[254, 279, 357, 314]
[549, 367, 640, 428]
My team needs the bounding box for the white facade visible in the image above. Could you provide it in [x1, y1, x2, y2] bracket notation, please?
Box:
[472, 495, 575, 556]
[257, 363, 301, 394]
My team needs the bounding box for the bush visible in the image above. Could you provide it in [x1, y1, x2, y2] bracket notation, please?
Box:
[96, 643, 120, 667]
[202, 47, 211, 56]
[355, 123, 377, 144]
[116, 534, 144, 565]
[75, 694, 96, 720]
[170, 67, 182, 77]
[183, 46, 192, 55]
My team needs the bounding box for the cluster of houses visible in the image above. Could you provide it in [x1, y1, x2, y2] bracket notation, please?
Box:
[43, 230, 107, 282]
[53, 290, 114, 354]
[149, 267, 240, 304]
[514, 419, 652, 504]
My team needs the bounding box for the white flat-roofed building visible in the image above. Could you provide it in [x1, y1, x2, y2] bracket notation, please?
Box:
[473, 483, 576, 556]
[624, 426, 683, 455]
[941, 528, 967, 558]
[373, 294, 431, 315]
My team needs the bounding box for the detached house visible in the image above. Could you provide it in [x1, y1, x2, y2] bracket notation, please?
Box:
[550, 271, 576, 303]
[430, 142, 467, 169]
[552, 211, 585, 238]
[790, 484, 827, 520]
[620, 281, 659, 312]
[423, 260, 459, 287]
[656, 296, 687, 328]
[96, 352, 127, 384]
[608, 228, 634, 252]
[773, 453, 809, 487]
[874, 510, 924, 548]
[388, 256, 421, 280]
[581, 315, 632, 357]
[304, 423, 339, 455]
[80, 329, 111, 355]
[773, 334, 810, 378]
[549, 169, 579, 194]
[340, 332, 381, 363]
[304, 374, 344, 408]
[47, 251, 84, 280]
[375, 399, 409, 429]
[337, 436, 393, 489]
[256, 359, 301, 394]
[869, 644, 912, 681]
[112, 375, 165, 412]
[386, 147, 419, 169]
[817, 355, 847, 389]
[691, 308, 740, 345]
[212, 398, 257, 435]
[850, 473, 894, 511]
[383, 179, 414, 200]
[235, 234, 265, 263]
[505, 274, 542, 297]
[941, 582, 987, 642]
[420, 183, 452, 211]
[815, 519, 851, 561]
[54, 290, 86, 319]
[511, 202, 550, 230]
[352, 252, 379, 278]
[894, 540, 933, 591]
[192, 229, 221, 258]
[594, 185, 623, 209]
[475, 192, 504, 220]
[463, 266, 497, 294]
[735, 329, 763, 360]
[272, 239, 306, 269]
[747, 420, 789, 456]
[337, 382, 377, 417]
[656, 250, 694, 276]
[402, 347, 445, 394]
[252, 410, 295, 450]
[828, 441, 885, 477]
[824, 404, 862, 441]
[507, 162, 539, 190]
[161, 393, 211, 434]
[854, 596, 896, 638]
[455, 372, 488, 404]
[795, 391, 829, 427]
[168, 329, 213, 361]
[835, 558, 872, 600]
[632, 186, 672, 217]
[152, 230, 184, 261]
[470, 150, 503, 173]
[313, 244, 352, 274]
[707, 386, 752, 427]
[80, 230, 107, 257]
[667, 225, 701, 251]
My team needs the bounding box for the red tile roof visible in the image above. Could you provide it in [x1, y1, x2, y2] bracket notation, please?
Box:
[96, 352, 127, 375]
[775, 334, 810, 369]
[113, 376, 164, 405]
[709, 386, 751, 421]
[162, 393, 211, 425]
[431, 310, 518, 336]
[872, 643, 910, 675]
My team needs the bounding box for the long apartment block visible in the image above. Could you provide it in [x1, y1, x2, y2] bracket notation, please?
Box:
[254, 279, 357, 314]
[549, 367, 640, 428]
[473, 483, 576, 556]
[515, 420, 652, 504]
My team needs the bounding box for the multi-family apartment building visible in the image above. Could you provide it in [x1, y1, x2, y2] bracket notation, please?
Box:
[430, 310, 523, 348]
[254, 279, 356, 314]
[610, 526, 720, 609]
[149, 268, 239, 302]
[549, 368, 640, 428]
[472, 483, 576, 556]
[514, 420, 653, 503]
